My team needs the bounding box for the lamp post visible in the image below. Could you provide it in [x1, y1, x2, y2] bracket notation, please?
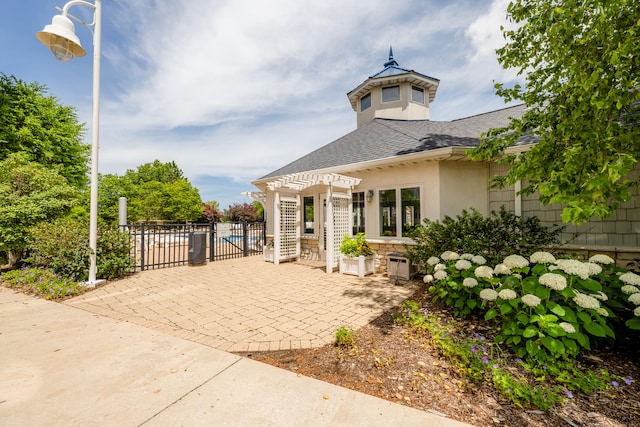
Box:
[37, 0, 103, 286]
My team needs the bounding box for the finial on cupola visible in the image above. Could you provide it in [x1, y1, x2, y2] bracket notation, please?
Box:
[384, 46, 398, 67]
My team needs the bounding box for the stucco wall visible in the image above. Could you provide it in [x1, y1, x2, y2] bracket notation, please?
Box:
[357, 82, 430, 127]
[439, 161, 489, 217]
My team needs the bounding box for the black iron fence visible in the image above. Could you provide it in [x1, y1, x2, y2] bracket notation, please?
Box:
[121, 222, 266, 271]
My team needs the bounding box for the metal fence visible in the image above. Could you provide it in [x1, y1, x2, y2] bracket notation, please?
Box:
[121, 222, 265, 272]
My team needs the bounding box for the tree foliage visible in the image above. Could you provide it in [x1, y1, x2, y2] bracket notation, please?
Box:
[225, 202, 259, 222]
[98, 160, 202, 224]
[0, 153, 79, 266]
[202, 201, 223, 222]
[0, 74, 88, 188]
[470, 0, 640, 224]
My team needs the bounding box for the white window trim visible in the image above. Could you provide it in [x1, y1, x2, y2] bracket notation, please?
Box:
[376, 184, 423, 239]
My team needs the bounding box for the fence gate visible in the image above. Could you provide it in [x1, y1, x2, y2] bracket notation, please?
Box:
[124, 222, 265, 271]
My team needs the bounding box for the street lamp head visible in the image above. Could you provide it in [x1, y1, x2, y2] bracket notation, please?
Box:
[36, 14, 86, 62]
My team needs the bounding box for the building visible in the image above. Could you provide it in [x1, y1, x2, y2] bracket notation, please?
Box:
[249, 49, 640, 273]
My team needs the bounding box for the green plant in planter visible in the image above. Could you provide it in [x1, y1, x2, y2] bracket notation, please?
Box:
[340, 233, 374, 258]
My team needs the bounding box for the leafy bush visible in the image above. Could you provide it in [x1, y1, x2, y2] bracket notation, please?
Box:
[339, 233, 374, 257]
[25, 217, 134, 281]
[407, 207, 564, 266]
[423, 250, 640, 364]
[1, 267, 85, 300]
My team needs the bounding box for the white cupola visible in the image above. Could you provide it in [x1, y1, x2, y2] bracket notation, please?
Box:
[347, 47, 440, 128]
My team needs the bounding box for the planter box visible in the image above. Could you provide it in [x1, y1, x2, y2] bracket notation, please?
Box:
[263, 248, 274, 262]
[339, 255, 375, 277]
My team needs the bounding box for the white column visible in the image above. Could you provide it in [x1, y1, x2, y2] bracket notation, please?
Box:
[274, 191, 281, 266]
[326, 186, 334, 274]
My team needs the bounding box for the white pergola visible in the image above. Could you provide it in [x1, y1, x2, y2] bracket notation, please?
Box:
[262, 172, 361, 273]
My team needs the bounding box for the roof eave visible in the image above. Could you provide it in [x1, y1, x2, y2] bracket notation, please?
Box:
[347, 72, 440, 110]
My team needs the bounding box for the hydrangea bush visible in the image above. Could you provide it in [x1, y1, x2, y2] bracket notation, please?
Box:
[423, 250, 640, 362]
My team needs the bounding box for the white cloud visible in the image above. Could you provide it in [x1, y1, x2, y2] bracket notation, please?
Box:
[93, 0, 518, 206]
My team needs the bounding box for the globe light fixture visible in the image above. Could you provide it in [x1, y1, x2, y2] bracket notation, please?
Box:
[36, 0, 104, 286]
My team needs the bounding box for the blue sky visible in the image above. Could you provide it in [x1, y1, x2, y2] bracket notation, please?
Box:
[1, 0, 519, 210]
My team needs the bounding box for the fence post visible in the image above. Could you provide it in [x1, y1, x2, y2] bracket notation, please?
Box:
[243, 222, 249, 257]
[209, 221, 215, 261]
[140, 222, 146, 271]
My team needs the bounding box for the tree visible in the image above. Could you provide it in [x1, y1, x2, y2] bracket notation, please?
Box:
[470, 0, 640, 224]
[225, 203, 258, 222]
[0, 153, 79, 266]
[97, 160, 203, 224]
[0, 74, 89, 189]
[202, 201, 223, 222]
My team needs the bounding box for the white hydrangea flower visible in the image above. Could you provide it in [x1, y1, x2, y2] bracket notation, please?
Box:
[589, 254, 615, 265]
[461, 253, 474, 260]
[554, 259, 590, 280]
[434, 270, 448, 280]
[521, 294, 541, 307]
[455, 259, 473, 270]
[596, 308, 609, 317]
[538, 273, 567, 291]
[621, 285, 640, 295]
[474, 265, 494, 279]
[434, 263, 447, 272]
[441, 251, 460, 261]
[620, 272, 640, 286]
[573, 293, 600, 310]
[593, 291, 608, 302]
[503, 255, 530, 269]
[559, 322, 576, 334]
[494, 264, 512, 275]
[423, 274, 434, 284]
[635, 306, 640, 317]
[471, 255, 487, 265]
[530, 251, 556, 264]
[479, 288, 498, 301]
[584, 262, 602, 276]
[498, 289, 517, 300]
[628, 293, 640, 306]
[426, 256, 440, 266]
[463, 278, 478, 288]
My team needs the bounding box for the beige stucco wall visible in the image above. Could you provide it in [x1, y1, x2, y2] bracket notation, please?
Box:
[357, 82, 430, 128]
[438, 161, 489, 218]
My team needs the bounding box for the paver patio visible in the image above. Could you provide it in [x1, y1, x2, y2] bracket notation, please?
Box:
[64, 257, 419, 353]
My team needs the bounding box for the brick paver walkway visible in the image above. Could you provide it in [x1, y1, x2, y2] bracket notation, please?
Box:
[64, 257, 418, 353]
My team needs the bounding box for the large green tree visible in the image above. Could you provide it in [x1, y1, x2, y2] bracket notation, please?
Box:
[0, 153, 79, 266]
[98, 160, 203, 224]
[0, 74, 88, 189]
[470, 0, 640, 224]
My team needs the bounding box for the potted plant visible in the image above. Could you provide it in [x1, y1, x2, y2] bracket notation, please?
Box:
[339, 233, 375, 277]
[263, 241, 275, 262]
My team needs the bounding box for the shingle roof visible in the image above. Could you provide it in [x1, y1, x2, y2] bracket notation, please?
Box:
[259, 104, 528, 180]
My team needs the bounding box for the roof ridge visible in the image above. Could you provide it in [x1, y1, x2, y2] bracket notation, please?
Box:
[452, 103, 526, 122]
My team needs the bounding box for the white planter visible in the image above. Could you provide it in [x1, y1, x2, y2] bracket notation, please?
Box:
[339, 255, 375, 277]
[263, 248, 274, 262]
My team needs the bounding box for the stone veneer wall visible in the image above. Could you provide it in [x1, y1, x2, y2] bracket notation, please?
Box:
[488, 162, 640, 270]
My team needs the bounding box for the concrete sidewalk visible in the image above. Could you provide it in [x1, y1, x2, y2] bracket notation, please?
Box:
[0, 288, 473, 426]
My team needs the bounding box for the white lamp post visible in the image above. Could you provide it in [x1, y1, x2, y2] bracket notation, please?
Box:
[37, 0, 104, 286]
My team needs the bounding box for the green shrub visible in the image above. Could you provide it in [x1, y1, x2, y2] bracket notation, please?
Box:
[335, 325, 357, 348]
[407, 207, 564, 266]
[25, 217, 134, 281]
[422, 250, 640, 364]
[339, 233, 374, 257]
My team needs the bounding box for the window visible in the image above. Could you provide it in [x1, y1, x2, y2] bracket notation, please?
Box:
[352, 192, 365, 234]
[379, 189, 396, 236]
[360, 93, 371, 111]
[378, 187, 420, 237]
[401, 187, 420, 234]
[303, 196, 314, 234]
[381, 85, 400, 102]
[411, 86, 425, 104]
